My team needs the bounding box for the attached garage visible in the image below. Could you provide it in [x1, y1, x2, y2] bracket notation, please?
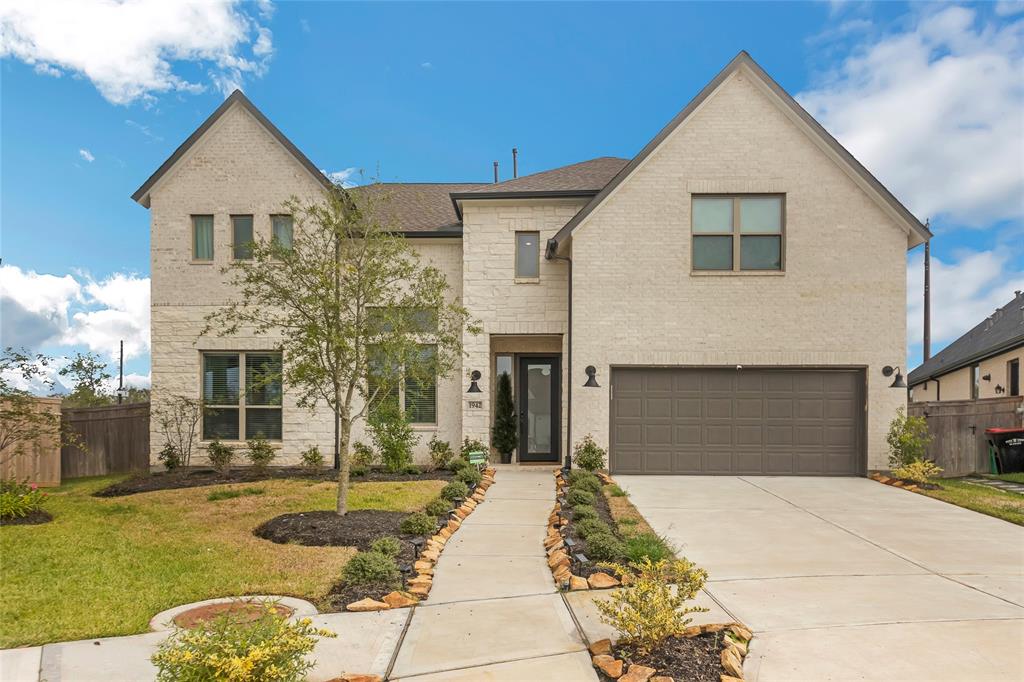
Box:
[610, 368, 865, 476]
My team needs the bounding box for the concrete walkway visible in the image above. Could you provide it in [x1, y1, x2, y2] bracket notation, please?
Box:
[618, 475, 1024, 682]
[389, 465, 596, 681]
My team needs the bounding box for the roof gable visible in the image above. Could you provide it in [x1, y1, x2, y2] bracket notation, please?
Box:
[131, 90, 332, 207]
[548, 51, 932, 254]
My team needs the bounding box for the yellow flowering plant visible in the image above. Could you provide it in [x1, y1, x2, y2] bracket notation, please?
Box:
[595, 557, 709, 655]
[151, 604, 335, 682]
[892, 459, 943, 484]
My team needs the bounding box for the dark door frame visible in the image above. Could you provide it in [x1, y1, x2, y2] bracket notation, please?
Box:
[517, 354, 561, 463]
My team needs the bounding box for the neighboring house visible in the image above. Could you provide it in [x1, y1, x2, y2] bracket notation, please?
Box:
[134, 52, 929, 476]
[909, 292, 1024, 403]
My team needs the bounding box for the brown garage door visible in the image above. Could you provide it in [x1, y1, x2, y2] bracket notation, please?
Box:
[610, 368, 864, 475]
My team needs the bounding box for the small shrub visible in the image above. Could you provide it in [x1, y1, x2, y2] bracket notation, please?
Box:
[461, 437, 488, 460]
[572, 435, 606, 472]
[608, 485, 628, 497]
[566, 488, 595, 507]
[595, 557, 709, 656]
[370, 536, 402, 557]
[892, 459, 944, 483]
[206, 440, 235, 474]
[887, 406, 933, 469]
[566, 469, 596, 486]
[402, 464, 421, 475]
[157, 444, 181, 471]
[0, 479, 47, 519]
[342, 551, 400, 586]
[369, 402, 419, 473]
[569, 474, 602, 494]
[245, 438, 276, 472]
[427, 435, 455, 471]
[440, 480, 469, 502]
[622, 533, 675, 564]
[455, 466, 482, 487]
[449, 457, 473, 473]
[400, 512, 437, 535]
[150, 604, 335, 682]
[350, 464, 368, 477]
[352, 441, 376, 468]
[575, 517, 612, 539]
[572, 505, 598, 522]
[207, 487, 265, 502]
[425, 496, 451, 517]
[584, 531, 625, 561]
[300, 446, 324, 470]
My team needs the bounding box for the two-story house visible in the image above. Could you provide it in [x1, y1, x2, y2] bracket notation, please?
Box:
[134, 52, 929, 476]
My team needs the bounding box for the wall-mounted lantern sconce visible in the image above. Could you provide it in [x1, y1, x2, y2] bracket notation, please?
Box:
[882, 365, 907, 389]
[467, 370, 482, 393]
[995, 384, 1005, 394]
[982, 373, 992, 382]
[583, 365, 600, 388]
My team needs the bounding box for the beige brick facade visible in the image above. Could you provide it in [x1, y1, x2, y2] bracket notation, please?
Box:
[911, 345, 1023, 402]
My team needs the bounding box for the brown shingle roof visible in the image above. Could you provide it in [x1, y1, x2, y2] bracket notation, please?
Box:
[460, 157, 629, 195]
[349, 182, 485, 234]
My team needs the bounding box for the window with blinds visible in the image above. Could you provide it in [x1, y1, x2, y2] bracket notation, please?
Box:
[202, 352, 282, 441]
[366, 344, 436, 424]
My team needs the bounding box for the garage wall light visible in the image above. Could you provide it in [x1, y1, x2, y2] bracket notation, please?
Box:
[583, 365, 600, 388]
[467, 370, 482, 393]
[882, 365, 907, 389]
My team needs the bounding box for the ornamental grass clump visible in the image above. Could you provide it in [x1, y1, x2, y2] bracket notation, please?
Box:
[0, 479, 47, 519]
[596, 557, 709, 656]
[150, 604, 335, 682]
[622, 532, 675, 564]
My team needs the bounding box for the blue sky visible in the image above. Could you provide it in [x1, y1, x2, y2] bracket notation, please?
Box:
[1, 1, 1022, 391]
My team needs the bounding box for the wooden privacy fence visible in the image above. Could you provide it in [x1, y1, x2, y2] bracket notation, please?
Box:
[61, 403, 151, 479]
[0, 397, 62, 487]
[909, 396, 1024, 476]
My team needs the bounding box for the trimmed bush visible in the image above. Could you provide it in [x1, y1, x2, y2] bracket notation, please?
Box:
[150, 605, 335, 682]
[569, 474, 602, 494]
[622, 533, 675, 564]
[157, 444, 181, 471]
[425, 496, 451, 517]
[440, 480, 470, 502]
[455, 466, 482, 487]
[300, 446, 324, 470]
[342, 550, 400, 586]
[461, 437, 488, 460]
[352, 442, 376, 468]
[370, 536, 402, 558]
[400, 512, 437, 535]
[572, 505, 598, 522]
[566, 488, 595, 507]
[206, 440, 234, 474]
[574, 517, 612, 539]
[887, 407, 932, 469]
[245, 438, 276, 472]
[369, 402, 419, 473]
[449, 456, 473, 473]
[572, 435, 606, 472]
[584, 531, 625, 561]
[350, 464, 368, 477]
[427, 436, 455, 472]
[893, 459, 943, 483]
[567, 469, 597, 486]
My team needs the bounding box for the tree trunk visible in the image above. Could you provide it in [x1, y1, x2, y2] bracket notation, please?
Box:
[336, 409, 351, 516]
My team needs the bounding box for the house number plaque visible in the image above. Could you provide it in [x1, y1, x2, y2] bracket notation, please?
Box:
[468, 401, 483, 409]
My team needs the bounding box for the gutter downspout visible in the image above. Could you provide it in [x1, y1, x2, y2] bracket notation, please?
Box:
[546, 239, 572, 470]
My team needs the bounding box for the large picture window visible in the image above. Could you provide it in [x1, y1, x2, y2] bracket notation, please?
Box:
[366, 344, 437, 425]
[202, 352, 282, 440]
[692, 195, 784, 272]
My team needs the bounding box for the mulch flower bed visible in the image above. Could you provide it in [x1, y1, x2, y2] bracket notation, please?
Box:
[172, 601, 295, 629]
[589, 622, 752, 682]
[546, 469, 625, 589]
[0, 510, 53, 526]
[94, 466, 453, 497]
[869, 472, 940, 491]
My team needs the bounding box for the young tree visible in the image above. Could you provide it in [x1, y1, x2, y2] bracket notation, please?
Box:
[59, 352, 114, 407]
[153, 394, 202, 468]
[492, 371, 517, 462]
[203, 185, 476, 515]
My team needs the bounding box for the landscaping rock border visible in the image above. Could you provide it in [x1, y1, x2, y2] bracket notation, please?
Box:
[869, 471, 938, 493]
[587, 623, 753, 681]
[343, 466, 497, 611]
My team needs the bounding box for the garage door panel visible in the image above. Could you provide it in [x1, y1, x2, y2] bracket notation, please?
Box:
[610, 368, 863, 476]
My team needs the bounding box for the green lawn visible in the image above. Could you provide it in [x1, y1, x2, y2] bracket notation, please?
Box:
[0, 476, 444, 648]
[987, 472, 1024, 485]
[918, 478, 1024, 526]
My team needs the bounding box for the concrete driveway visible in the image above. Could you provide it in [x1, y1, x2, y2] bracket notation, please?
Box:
[616, 475, 1024, 682]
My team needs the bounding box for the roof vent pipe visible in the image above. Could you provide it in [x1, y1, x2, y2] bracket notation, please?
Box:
[493, 161, 499, 184]
[512, 148, 518, 178]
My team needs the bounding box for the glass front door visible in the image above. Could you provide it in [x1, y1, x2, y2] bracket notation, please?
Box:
[518, 356, 560, 462]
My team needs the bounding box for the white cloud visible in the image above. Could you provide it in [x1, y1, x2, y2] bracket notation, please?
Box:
[995, 1, 1024, 17]
[0, 0, 276, 105]
[799, 6, 1024, 227]
[78, 148, 95, 163]
[325, 167, 358, 188]
[299, 18, 311, 34]
[420, 61, 433, 69]
[125, 119, 162, 142]
[906, 248, 1024, 358]
[0, 265, 150, 362]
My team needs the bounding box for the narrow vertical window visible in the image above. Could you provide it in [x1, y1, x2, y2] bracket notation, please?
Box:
[192, 215, 214, 261]
[971, 364, 980, 400]
[232, 215, 254, 260]
[272, 214, 293, 250]
[203, 353, 240, 440]
[515, 232, 540, 278]
[405, 345, 437, 424]
[1009, 359, 1020, 397]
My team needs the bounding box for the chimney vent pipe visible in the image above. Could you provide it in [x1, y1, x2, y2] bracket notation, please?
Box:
[512, 148, 518, 178]
[493, 161, 498, 184]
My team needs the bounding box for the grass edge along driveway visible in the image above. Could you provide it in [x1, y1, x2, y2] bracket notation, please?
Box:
[0, 475, 443, 648]
[918, 477, 1024, 526]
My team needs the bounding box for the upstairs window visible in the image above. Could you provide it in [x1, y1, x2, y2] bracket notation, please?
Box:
[232, 215, 254, 260]
[272, 214, 293, 250]
[192, 215, 214, 261]
[971, 363, 981, 400]
[1009, 359, 1020, 397]
[692, 195, 784, 271]
[515, 232, 540, 278]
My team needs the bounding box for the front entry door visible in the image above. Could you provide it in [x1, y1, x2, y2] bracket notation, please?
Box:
[518, 356, 560, 462]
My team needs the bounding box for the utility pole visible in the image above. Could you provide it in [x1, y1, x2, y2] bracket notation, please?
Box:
[923, 220, 931, 362]
[117, 339, 124, 404]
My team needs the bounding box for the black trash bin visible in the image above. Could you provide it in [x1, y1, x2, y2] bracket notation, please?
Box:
[986, 428, 1024, 474]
